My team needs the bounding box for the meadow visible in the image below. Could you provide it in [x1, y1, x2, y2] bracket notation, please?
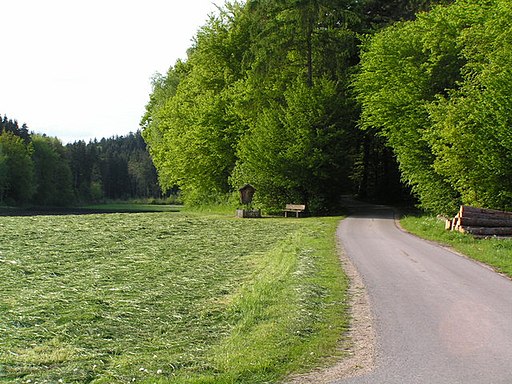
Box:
[0, 211, 348, 383]
[400, 215, 512, 278]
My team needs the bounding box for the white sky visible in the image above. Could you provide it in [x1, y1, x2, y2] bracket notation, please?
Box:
[1, 0, 223, 143]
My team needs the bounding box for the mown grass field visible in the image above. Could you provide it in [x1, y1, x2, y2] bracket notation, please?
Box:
[400, 215, 512, 278]
[0, 211, 348, 383]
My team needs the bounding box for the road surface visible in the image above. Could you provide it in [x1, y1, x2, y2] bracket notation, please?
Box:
[335, 202, 512, 384]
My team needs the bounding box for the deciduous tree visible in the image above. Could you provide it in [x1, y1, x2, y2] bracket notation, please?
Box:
[0, 132, 35, 204]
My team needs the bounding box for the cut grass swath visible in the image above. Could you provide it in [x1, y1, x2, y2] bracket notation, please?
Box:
[0, 212, 348, 383]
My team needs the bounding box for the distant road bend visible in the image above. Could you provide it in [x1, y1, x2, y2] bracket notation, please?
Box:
[335, 200, 512, 384]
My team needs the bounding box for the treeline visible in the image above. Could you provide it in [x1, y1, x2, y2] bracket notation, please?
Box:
[66, 134, 161, 202]
[142, 0, 451, 214]
[143, 0, 512, 215]
[0, 115, 161, 206]
[355, 0, 512, 214]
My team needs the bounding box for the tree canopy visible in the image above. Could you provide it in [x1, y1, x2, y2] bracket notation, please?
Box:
[0, 115, 162, 206]
[8, 0, 506, 214]
[142, 0, 363, 211]
[142, 0, 453, 212]
[355, 0, 512, 214]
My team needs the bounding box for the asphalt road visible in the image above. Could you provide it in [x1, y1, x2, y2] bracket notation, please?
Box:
[335, 202, 512, 384]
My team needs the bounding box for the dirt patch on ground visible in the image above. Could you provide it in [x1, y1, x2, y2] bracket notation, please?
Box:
[287, 225, 376, 384]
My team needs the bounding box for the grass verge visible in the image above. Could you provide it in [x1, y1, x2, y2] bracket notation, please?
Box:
[0, 212, 347, 383]
[400, 215, 512, 278]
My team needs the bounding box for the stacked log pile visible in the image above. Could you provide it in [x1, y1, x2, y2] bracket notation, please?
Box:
[446, 205, 512, 237]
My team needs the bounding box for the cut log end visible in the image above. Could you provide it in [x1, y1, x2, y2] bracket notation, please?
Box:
[450, 205, 512, 237]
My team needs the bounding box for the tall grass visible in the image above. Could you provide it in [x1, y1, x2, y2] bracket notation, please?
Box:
[400, 215, 512, 278]
[0, 212, 347, 383]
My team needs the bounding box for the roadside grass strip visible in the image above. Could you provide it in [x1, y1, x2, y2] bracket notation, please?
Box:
[0, 213, 347, 383]
[400, 215, 512, 278]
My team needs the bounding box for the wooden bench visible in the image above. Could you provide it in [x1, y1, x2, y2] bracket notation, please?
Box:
[284, 204, 306, 218]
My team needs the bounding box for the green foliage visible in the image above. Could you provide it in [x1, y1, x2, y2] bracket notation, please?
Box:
[0, 132, 35, 204]
[66, 132, 161, 203]
[354, 0, 505, 214]
[32, 135, 74, 206]
[428, 0, 512, 210]
[142, 0, 364, 212]
[0, 115, 30, 143]
[359, 0, 454, 29]
[0, 146, 8, 199]
[0, 212, 347, 383]
[355, 17, 453, 212]
[142, 3, 250, 205]
[232, 78, 356, 212]
[0, 113, 160, 206]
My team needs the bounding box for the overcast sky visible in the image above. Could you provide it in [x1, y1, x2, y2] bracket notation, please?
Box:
[1, 0, 223, 143]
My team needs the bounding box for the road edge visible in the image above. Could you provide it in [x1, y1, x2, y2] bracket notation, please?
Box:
[286, 220, 377, 384]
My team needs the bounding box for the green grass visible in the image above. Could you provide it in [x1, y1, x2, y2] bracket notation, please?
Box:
[400, 215, 512, 278]
[0, 212, 348, 383]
